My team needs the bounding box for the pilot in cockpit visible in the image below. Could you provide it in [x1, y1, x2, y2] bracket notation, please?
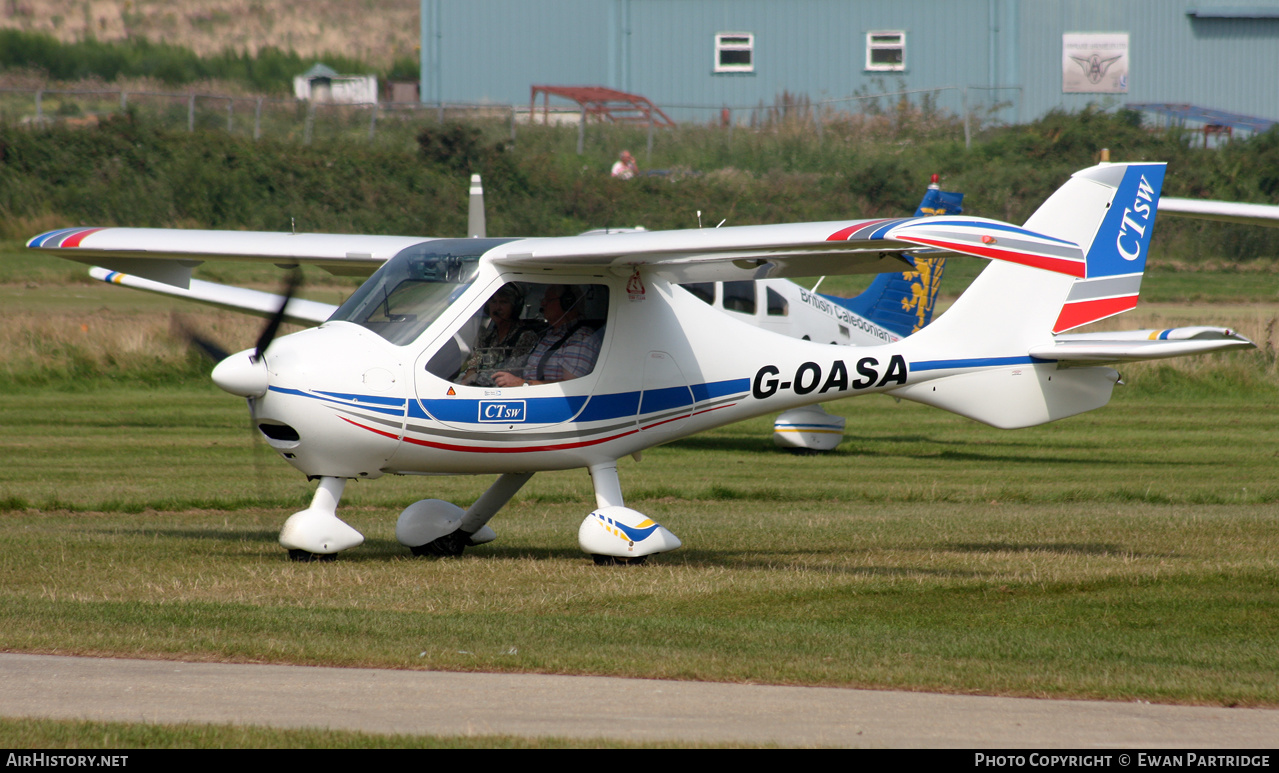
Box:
[455, 283, 543, 387]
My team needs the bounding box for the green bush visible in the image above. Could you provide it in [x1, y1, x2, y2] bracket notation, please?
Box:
[0, 105, 1276, 263]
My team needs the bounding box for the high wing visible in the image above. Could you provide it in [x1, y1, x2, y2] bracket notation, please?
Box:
[28, 227, 434, 287]
[1158, 197, 1279, 228]
[32, 216, 1082, 290]
[490, 216, 1082, 283]
[1034, 326, 1253, 366]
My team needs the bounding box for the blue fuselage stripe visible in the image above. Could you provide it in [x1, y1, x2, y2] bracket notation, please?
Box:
[275, 378, 751, 425]
[910, 356, 1038, 372]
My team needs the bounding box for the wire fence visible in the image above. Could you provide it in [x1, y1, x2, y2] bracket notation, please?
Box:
[0, 84, 1022, 154]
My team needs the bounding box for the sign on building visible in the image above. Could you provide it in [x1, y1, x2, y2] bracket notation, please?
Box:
[1062, 33, 1129, 94]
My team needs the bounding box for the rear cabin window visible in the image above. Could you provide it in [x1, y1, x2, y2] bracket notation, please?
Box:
[722, 281, 756, 314]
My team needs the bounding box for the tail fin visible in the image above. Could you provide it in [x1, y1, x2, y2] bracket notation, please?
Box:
[1049, 164, 1165, 332]
[824, 179, 964, 337]
[907, 162, 1165, 353]
[888, 163, 1167, 428]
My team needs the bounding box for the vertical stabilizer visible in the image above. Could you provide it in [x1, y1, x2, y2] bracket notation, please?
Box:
[908, 162, 1165, 354]
[1051, 163, 1165, 332]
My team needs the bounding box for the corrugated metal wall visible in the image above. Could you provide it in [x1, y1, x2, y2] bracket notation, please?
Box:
[420, 0, 1279, 125]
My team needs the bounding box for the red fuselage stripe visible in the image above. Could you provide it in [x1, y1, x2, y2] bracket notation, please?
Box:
[826, 219, 891, 242]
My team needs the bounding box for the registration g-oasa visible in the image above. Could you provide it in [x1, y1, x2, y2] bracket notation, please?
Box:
[27, 162, 1254, 563]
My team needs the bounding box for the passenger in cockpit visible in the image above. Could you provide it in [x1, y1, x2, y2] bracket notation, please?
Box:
[492, 284, 601, 386]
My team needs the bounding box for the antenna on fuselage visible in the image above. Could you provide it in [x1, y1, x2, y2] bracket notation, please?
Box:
[696, 210, 702, 228]
[468, 173, 487, 238]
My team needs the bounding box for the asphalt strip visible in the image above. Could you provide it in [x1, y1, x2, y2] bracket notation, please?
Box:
[1, 653, 1275, 748]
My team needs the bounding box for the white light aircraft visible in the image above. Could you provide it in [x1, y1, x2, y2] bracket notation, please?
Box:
[28, 161, 1255, 563]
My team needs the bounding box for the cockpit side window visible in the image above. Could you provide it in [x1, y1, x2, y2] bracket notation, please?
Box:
[427, 281, 610, 386]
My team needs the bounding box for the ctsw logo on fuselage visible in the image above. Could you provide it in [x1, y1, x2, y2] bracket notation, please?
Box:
[752, 355, 907, 399]
[478, 400, 527, 423]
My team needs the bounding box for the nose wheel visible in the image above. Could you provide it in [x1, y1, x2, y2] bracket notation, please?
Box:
[278, 477, 364, 558]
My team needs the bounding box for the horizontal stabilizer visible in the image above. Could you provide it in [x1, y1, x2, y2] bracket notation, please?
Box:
[1032, 326, 1254, 365]
[90, 267, 336, 325]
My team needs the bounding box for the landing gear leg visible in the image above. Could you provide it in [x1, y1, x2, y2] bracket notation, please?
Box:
[398, 472, 535, 557]
[279, 477, 364, 560]
[578, 461, 681, 564]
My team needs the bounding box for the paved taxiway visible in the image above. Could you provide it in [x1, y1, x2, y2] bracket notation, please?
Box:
[2, 653, 1275, 747]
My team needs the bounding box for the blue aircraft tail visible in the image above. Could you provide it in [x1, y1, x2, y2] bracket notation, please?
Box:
[823, 183, 961, 340]
[822, 179, 964, 337]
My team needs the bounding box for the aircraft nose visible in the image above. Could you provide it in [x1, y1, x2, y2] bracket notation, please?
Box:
[211, 350, 270, 398]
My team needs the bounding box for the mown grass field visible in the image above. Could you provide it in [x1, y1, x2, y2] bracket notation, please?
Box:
[1, 360, 1276, 704]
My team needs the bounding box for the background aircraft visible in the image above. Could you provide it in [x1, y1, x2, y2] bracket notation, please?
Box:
[28, 162, 1254, 564]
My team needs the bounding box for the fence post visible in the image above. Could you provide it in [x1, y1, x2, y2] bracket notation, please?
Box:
[187, 94, 195, 132]
[120, 90, 127, 112]
[646, 113, 654, 163]
[962, 87, 971, 150]
[368, 101, 378, 143]
[510, 105, 517, 146]
[304, 100, 315, 145]
[226, 98, 234, 132]
[576, 106, 585, 155]
[254, 97, 262, 141]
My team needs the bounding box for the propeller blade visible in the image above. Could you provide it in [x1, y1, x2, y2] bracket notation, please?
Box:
[253, 269, 303, 363]
[171, 314, 232, 362]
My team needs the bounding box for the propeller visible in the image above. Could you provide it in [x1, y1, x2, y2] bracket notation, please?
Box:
[172, 269, 304, 502]
[252, 268, 303, 363]
[171, 316, 232, 363]
[173, 269, 304, 368]
[173, 269, 303, 398]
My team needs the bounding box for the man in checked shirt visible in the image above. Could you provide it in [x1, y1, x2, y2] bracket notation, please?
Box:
[492, 285, 602, 387]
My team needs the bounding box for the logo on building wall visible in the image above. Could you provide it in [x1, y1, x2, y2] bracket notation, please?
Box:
[1062, 33, 1129, 94]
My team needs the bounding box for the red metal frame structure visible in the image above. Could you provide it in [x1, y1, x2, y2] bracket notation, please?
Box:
[530, 85, 675, 128]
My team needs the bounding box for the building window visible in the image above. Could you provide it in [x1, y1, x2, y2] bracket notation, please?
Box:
[715, 32, 754, 73]
[865, 31, 905, 71]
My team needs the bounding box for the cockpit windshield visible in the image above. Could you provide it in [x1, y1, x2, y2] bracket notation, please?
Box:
[329, 238, 514, 345]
